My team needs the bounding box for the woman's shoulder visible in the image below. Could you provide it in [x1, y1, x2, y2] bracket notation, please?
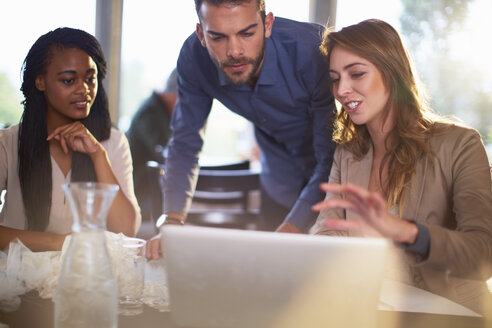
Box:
[428, 122, 487, 165]
[102, 127, 130, 152]
[0, 123, 19, 135]
[0, 124, 20, 146]
[109, 126, 125, 139]
[430, 121, 482, 145]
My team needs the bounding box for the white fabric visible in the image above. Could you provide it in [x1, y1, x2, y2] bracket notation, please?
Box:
[0, 234, 478, 316]
[0, 233, 169, 313]
[0, 124, 141, 233]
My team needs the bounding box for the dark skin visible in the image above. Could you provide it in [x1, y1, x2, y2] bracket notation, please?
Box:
[0, 47, 140, 251]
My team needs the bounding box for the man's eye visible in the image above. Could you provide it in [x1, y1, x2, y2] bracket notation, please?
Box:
[211, 36, 224, 41]
[241, 32, 253, 37]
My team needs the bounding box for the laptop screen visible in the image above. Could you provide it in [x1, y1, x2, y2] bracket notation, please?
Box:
[162, 225, 389, 328]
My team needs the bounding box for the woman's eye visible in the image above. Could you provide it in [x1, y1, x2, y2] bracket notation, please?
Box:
[86, 76, 96, 84]
[330, 77, 340, 84]
[62, 79, 74, 85]
[352, 72, 365, 79]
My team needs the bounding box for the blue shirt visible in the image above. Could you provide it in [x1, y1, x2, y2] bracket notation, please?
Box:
[164, 17, 336, 231]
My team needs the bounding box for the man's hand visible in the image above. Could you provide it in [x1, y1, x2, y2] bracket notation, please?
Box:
[276, 222, 302, 234]
[146, 233, 163, 260]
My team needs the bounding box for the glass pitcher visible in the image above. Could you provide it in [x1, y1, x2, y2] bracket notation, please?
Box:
[54, 182, 119, 328]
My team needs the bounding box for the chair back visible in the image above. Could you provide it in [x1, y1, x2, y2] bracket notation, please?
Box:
[137, 160, 165, 239]
[187, 161, 260, 230]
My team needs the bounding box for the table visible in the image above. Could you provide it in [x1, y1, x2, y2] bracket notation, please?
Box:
[0, 291, 489, 328]
[1, 239, 490, 327]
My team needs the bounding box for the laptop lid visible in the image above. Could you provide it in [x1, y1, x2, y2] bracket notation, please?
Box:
[161, 225, 389, 328]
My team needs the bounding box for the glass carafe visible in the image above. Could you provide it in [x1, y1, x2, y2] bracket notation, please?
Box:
[54, 182, 119, 328]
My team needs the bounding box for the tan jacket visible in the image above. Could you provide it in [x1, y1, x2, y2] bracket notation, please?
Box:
[312, 123, 492, 314]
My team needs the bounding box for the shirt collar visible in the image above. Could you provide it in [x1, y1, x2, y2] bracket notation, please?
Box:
[217, 37, 277, 87]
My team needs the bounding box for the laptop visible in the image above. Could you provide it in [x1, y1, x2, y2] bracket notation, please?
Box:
[161, 225, 389, 328]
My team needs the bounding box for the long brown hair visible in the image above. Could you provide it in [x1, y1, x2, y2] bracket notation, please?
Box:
[320, 19, 441, 209]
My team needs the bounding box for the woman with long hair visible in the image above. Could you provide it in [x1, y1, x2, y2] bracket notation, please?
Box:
[311, 19, 492, 314]
[0, 27, 141, 251]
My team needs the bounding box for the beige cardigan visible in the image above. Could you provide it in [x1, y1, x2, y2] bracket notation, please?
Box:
[312, 123, 492, 314]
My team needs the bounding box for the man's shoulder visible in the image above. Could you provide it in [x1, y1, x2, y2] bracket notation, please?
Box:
[270, 17, 326, 62]
[179, 31, 208, 61]
[271, 17, 324, 43]
[178, 31, 216, 77]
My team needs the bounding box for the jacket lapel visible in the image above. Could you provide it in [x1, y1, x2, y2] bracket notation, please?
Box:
[402, 155, 428, 221]
[345, 146, 373, 222]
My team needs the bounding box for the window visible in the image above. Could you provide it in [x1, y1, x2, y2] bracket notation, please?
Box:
[336, 0, 492, 160]
[0, 0, 96, 127]
[119, 0, 309, 161]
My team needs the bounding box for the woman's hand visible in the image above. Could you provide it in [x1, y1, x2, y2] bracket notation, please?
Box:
[312, 183, 418, 243]
[47, 121, 104, 156]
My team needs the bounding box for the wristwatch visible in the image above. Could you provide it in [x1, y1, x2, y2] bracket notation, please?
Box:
[155, 214, 185, 228]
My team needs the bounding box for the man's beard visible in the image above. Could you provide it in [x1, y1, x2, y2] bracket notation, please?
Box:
[215, 37, 266, 86]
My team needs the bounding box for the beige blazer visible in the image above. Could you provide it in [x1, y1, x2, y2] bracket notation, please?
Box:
[312, 123, 492, 314]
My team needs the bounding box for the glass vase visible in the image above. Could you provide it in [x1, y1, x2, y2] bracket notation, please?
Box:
[54, 182, 119, 328]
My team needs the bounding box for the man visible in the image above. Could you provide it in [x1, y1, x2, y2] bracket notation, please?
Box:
[126, 69, 178, 221]
[147, 0, 335, 257]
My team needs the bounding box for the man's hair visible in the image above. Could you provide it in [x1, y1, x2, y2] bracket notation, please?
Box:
[194, 0, 266, 19]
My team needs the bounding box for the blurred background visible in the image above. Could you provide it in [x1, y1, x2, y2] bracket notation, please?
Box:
[1, 0, 491, 161]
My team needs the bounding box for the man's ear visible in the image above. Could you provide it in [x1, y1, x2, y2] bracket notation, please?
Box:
[35, 75, 46, 91]
[196, 23, 207, 48]
[264, 12, 275, 38]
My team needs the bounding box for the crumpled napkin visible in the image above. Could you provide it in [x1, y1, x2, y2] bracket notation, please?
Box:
[0, 232, 170, 313]
[0, 240, 30, 312]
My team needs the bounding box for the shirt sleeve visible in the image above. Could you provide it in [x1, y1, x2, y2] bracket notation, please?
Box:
[105, 129, 141, 223]
[283, 37, 337, 231]
[398, 222, 431, 257]
[163, 49, 213, 217]
[415, 129, 492, 280]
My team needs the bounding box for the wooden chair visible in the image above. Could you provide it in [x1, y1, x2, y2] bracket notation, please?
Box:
[186, 166, 260, 230]
[141, 159, 260, 235]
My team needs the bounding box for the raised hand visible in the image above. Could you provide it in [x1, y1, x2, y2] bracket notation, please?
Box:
[47, 121, 103, 156]
[312, 183, 418, 243]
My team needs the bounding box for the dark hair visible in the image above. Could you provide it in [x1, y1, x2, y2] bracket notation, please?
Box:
[19, 27, 111, 231]
[194, 0, 266, 20]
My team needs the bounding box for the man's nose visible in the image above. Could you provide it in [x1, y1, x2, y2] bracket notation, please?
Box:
[227, 37, 243, 58]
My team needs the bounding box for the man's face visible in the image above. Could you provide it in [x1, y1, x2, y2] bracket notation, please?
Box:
[196, 1, 274, 86]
